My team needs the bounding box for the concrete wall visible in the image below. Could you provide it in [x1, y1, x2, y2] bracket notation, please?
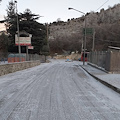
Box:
[105, 52, 120, 73]
[0, 60, 40, 76]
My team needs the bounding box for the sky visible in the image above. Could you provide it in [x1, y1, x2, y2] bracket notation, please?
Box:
[0, 0, 120, 25]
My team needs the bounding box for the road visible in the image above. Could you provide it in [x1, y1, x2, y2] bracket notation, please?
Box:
[0, 59, 120, 120]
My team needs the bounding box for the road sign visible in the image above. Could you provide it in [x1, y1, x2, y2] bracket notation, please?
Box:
[15, 35, 31, 46]
[83, 28, 93, 35]
[28, 46, 34, 49]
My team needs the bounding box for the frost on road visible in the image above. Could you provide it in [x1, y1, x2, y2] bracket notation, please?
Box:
[0, 60, 120, 120]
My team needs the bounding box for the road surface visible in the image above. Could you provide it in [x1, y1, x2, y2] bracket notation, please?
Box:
[0, 60, 120, 120]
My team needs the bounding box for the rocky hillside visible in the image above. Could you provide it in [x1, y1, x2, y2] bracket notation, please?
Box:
[48, 4, 120, 54]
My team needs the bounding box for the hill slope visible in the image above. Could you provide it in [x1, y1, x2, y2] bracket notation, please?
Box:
[49, 4, 120, 54]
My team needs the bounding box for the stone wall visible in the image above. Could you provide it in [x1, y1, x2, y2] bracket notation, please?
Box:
[0, 60, 40, 76]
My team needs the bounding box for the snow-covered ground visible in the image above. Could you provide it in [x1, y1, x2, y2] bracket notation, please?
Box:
[0, 61, 8, 65]
[82, 64, 120, 92]
[0, 59, 120, 120]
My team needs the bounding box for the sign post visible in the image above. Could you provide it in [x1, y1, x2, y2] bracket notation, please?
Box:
[15, 35, 31, 46]
[83, 28, 93, 35]
[15, 33, 32, 61]
[28, 46, 34, 49]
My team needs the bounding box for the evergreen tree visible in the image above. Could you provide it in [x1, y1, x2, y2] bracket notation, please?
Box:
[5, 0, 17, 52]
[6, 1, 47, 54]
[0, 33, 8, 53]
[41, 45, 49, 61]
[19, 9, 47, 54]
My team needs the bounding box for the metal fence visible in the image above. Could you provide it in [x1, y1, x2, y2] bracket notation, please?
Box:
[0, 53, 47, 64]
[28, 54, 47, 62]
[88, 51, 108, 69]
[0, 53, 8, 64]
[87, 51, 120, 73]
[27, 54, 41, 61]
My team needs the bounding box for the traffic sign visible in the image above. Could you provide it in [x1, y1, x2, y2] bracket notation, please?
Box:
[28, 46, 34, 49]
[83, 28, 93, 35]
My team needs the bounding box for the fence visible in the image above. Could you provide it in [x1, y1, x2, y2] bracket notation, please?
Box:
[0, 53, 47, 64]
[88, 51, 120, 73]
[0, 52, 8, 64]
[88, 51, 107, 69]
[7, 54, 41, 63]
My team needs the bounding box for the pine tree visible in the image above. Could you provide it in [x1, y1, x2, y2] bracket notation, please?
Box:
[19, 9, 47, 54]
[6, 1, 47, 54]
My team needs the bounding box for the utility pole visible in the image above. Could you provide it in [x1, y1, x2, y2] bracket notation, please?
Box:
[15, 0, 21, 61]
[92, 29, 95, 51]
[83, 16, 87, 65]
[47, 23, 49, 44]
[46, 23, 50, 52]
[68, 7, 87, 65]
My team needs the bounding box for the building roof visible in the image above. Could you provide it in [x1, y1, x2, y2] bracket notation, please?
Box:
[108, 46, 120, 50]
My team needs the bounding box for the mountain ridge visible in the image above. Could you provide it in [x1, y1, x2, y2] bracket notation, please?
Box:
[48, 4, 120, 54]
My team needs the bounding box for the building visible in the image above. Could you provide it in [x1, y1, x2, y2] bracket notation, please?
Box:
[108, 46, 120, 52]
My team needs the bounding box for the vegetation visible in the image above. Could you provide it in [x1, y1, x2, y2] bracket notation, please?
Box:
[41, 45, 49, 61]
[49, 4, 120, 53]
[2, 1, 120, 55]
[5, 0, 47, 54]
[0, 33, 8, 53]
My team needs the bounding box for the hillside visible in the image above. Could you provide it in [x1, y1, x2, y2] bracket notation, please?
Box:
[48, 4, 120, 54]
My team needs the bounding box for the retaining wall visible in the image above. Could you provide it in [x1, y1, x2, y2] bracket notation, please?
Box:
[0, 60, 40, 76]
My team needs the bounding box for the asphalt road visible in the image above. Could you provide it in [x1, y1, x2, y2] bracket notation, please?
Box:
[0, 60, 120, 120]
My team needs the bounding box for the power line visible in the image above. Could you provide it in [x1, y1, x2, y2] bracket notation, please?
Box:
[96, 0, 109, 11]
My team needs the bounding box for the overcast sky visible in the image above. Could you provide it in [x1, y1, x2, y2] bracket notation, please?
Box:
[0, 0, 120, 24]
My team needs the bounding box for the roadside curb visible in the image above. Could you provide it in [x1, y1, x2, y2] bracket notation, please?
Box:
[87, 62, 109, 73]
[81, 65, 120, 94]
